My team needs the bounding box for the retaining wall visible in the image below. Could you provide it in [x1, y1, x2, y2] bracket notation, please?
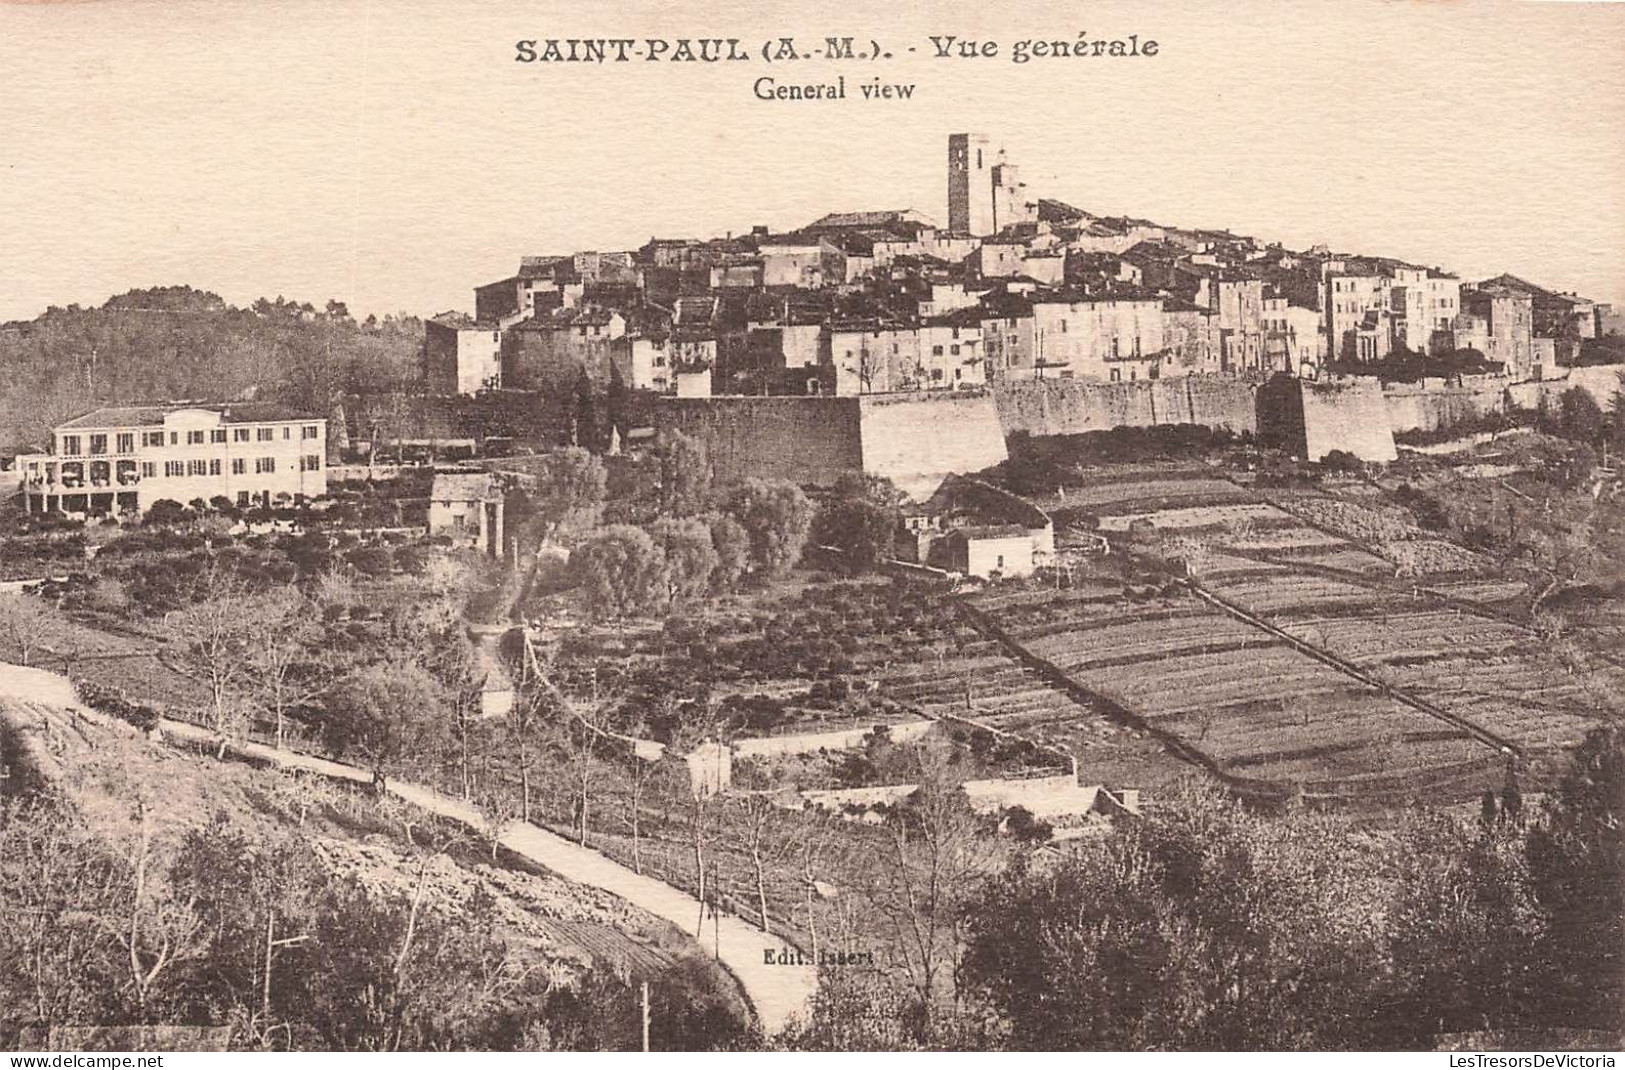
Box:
[731, 719, 936, 761]
[803, 773, 1100, 819]
[991, 376, 1262, 437]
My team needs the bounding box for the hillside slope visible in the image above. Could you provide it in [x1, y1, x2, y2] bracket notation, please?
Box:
[0, 661, 749, 1050]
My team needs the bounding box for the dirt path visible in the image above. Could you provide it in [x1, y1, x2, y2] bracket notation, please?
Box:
[0, 660, 815, 1035]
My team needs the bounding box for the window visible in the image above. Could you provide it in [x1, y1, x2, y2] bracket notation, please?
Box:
[257, 427, 274, 442]
[233, 428, 250, 442]
[1110, 368, 1121, 383]
[61, 435, 82, 456]
[283, 427, 291, 440]
[256, 457, 276, 474]
[302, 425, 319, 440]
[186, 430, 205, 445]
[169, 432, 178, 445]
[140, 462, 156, 478]
[210, 429, 227, 444]
[932, 345, 944, 356]
[231, 458, 246, 475]
[950, 345, 961, 356]
[89, 434, 107, 455]
[116, 433, 134, 453]
[164, 461, 183, 477]
[208, 459, 222, 476]
[237, 491, 250, 507]
[187, 459, 207, 476]
[301, 454, 322, 472]
[144, 431, 165, 447]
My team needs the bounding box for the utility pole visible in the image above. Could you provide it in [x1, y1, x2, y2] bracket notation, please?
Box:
[640, 981, 650, 1052]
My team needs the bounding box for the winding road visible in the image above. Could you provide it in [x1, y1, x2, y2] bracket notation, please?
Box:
[0, 660, 815, 1035]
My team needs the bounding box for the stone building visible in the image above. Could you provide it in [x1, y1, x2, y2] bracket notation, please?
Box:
[17, 403, 327, 516]
[423, 313, 502, 396]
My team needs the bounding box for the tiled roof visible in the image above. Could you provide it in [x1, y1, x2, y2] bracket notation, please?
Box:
[57, 402, 316, 430]
[806, 209, 932, 229]
[950, 524, 1031, 541]
[430, 470, 498, 501]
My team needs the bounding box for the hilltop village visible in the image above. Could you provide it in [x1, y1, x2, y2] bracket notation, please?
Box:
[2, 134, 1623, 1050]
[406, 133, 1623, 486]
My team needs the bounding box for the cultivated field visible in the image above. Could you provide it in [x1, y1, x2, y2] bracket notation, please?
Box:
[965, 581, 1499, 803]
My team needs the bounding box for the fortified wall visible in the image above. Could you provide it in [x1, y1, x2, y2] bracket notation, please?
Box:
[655, 396, 865, 488]
[991, 376, 1263, 437]
[856, 391, 1009, 499]
[1382, 376, 1507, 433]
[654, 391, 1008, 499]
[1507, 365, 1625, 412]
[1257, 376, 1398, 463]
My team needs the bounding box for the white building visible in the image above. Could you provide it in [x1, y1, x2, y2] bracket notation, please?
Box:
[423, 313, 502, 396]
[16, 403, 327, 516]
[1031, 290, 1165, 381]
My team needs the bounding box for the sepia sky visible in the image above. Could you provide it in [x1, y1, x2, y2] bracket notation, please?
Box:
[1, 0, 1623, 322]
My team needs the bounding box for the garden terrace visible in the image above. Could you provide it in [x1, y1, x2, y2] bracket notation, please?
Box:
[1373, 647, 1623, 755]
[1199, 574, 1389, 619]
[1051, 474, 1258, 513]
[1095, 502, 1288, 533]
[962, 582, 1504, 804]
[730, 720, 1066, 793]
[1425, 577, 1536, 610]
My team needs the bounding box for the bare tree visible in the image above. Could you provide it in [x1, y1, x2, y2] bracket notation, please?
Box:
[733, 790, 792, 931]
[864, 740, 999, 1034]
[114, 801, 205, 1014]
[246, 586, 327, 750]
[554, 671, 618, 848]
[0, 590, 60, 667]
[799, 811, 837, 964]
[170, 567, 263, 755]
[505, 677, 548, 826]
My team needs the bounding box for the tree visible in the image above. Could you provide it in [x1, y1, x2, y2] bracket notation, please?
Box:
[725, 479, 814, 577]
[117, 800, 207, 1017]
[552, 671, 618, 848]
[0, 591, 61, 667]
[527, 447, 608, 546]
[170, 568, 265, 754]
[1524, 726, 1624, 1030]
[813, 473, 904, 575]
[246, 587, 327, 750]
[571, 525, 665, 621]
[570, 368, 598, 450]
[505, 661, 550, 825]
[1556, 386, 1606, 446]
[707, 514, 750, 590]
[649, 517, 718, 610]
[657, 430, 713, 518]
[863, 740, 996, 1036]
[321, 660, 451, 775]
[732, 792, 791, 930]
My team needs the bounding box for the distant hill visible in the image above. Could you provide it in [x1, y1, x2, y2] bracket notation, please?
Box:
[0, 287, 423, 451]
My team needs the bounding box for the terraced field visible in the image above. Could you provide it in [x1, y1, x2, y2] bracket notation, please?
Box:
[1188, 490, 1620, 760]
[963, 582, 1499, 804]
[968, 465, 1621, 800]
[1055, 472, 1614, 776]
[863, 615, 1198, 789]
